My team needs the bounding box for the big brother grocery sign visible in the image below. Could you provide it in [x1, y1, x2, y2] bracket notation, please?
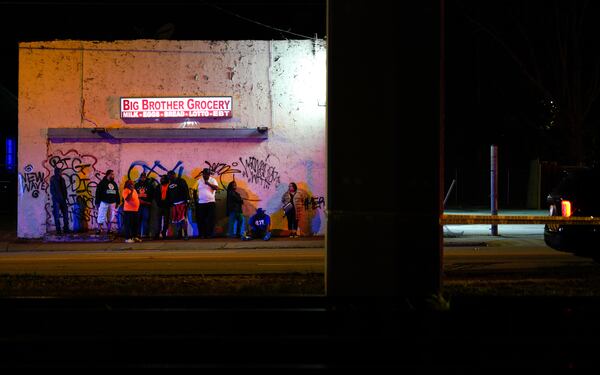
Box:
[120, 97, 233, 119]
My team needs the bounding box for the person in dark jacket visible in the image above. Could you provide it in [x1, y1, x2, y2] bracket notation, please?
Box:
[49, 167, 69, 235]
[95, 169, 120, 235]
[166, 170, 190, 240]
[154, 175, 171, 239]
[226, 181, 245, 238]
[134, 172, 155, 238]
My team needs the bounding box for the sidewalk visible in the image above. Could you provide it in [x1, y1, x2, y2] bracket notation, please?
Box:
[0, 209, 547, 251]
[0, 213, 325, 252]
[443, 209, 547, 247]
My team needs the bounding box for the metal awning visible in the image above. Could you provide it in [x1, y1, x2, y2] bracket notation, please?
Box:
[47, 127, 268, 142]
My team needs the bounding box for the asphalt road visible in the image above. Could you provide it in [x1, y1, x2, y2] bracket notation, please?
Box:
[444, 240, 596, 271]
[0, 248, 325, 275]
[0, 237, 593, 276]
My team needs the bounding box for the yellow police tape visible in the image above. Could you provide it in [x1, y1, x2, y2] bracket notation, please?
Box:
[441, 214, 600, 225]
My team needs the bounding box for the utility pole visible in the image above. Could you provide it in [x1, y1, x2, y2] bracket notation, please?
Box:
[491, 144, 498, 236]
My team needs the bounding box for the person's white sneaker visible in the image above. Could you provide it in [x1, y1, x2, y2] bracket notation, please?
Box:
[125, 239, 134, 243]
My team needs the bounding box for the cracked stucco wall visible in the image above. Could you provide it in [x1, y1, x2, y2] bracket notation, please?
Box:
[18, 39, 326, 238]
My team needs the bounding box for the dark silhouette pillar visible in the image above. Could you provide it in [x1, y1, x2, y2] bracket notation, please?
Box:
[326, 0, 444, 300]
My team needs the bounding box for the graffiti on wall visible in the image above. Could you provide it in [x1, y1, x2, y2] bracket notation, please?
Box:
[304, 196, 326, 211]
[24, 150, 318, 234]
[21, 164, 48, 199]
[126, 154, 281, 192]
[200, 160, 242, 189]
[239, 155, 281, 190]
[42, 150, 103, 231]
[127, 160, 184, 181]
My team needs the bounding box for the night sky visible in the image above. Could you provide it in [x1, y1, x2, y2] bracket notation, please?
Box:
[2, 1, 598, 208]
[446, 0, 600, 207]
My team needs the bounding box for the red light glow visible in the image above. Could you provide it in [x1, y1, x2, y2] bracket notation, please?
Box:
[561, 200, 572, 217]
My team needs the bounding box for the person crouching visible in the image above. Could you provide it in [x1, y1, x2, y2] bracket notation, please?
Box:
[243, 208, 271, 241]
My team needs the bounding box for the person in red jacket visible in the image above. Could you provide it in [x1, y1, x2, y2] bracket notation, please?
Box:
[122, 179, 141, 243]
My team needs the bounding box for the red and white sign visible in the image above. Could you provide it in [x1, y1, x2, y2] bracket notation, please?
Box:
[120, 97, 233, 119]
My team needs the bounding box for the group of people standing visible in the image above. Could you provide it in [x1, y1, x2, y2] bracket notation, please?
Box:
[50, 167, 303, 242]
[93, 169, 194, 242]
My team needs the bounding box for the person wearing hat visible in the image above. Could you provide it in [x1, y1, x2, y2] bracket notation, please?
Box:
[195, 168, 219, 238]
[243, 208, 271, 241]
[134, 172, 155, 239]
[166, 170, 190, 240]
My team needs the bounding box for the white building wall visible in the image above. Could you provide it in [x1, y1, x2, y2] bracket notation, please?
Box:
[18, 39, 326, 238]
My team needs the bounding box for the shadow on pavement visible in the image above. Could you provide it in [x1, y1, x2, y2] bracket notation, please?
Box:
[2, 295, 600, 370]
[4, 213, 600, 369]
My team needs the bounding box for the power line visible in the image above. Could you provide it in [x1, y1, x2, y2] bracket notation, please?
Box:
[205, 2, 320, 40]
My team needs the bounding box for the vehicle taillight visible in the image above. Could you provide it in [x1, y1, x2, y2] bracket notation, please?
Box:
[561, 200, 572, 217]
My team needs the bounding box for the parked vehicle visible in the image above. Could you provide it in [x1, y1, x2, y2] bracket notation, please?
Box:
[544, 167, 600, 258]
